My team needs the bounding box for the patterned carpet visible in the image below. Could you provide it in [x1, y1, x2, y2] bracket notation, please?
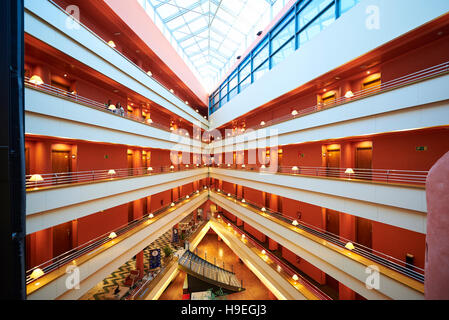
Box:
[81, 229, 182, 300]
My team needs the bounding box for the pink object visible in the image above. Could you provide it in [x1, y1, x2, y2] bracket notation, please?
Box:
[425, 151, 449, 299]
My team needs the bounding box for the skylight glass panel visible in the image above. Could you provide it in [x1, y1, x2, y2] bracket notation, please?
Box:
[143, 0, 283, 92]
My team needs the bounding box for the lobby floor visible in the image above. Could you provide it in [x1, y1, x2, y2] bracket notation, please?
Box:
[159, 232, 276, 300]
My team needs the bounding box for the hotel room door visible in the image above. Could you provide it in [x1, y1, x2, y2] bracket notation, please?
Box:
[356, 217, 372, 249]
[356, 147, 372, 180]
[52, 222, 73, 259]
[326, 209, 340, 236]
[326, 149, 340, 177]
[52, 150, 71, 173]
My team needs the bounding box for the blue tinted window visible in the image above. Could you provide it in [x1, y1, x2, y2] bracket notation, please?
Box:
[239, 60, 251, 81]
[253, 44, 269, 69]
[299, 4, 335, 45]
[272, 18, 295, 53]
[239, 75, 251, 92]
[340, 0, 359, 15]
[253, 60, 269, 82]
[298, 0, 333, 30]
[272, 38, 295, 68]
[229, 74, 238, 91]
[229, 87, 238, 100]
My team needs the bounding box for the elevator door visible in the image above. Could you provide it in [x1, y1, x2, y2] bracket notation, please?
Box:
[326, 149, 340, 177]
[356, 217, 372, 249]
[52, 150, 71, 173]
[356, 147, 372, 180]
[53, 222, 73, 258]
[326, 209, 340, 236]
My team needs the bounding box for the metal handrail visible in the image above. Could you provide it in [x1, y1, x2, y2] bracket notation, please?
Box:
[212, 189, 425, 283]
[47, 0, 205, 116]
[218, 61, 449, 136]
[24, 77, 203, 138]
[26, 164, 206, 189]
[25, 189, 206, 285]
[216, 214, 331, 300]
[213, 164, 428, 186]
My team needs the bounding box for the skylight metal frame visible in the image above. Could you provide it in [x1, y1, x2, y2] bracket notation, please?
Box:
[144, 0, 281, 90]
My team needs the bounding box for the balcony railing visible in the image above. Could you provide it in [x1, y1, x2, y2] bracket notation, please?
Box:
[126, 219, 207, 300]
[26, 189, 207, 287]
[46, 0, 204, 117]
[214, 214, 331, 300]
[24, 77, 201, 139]
[212, 189, 425, 284]
[26, 164, 207, 189]
[217, 61, 449, 136]
[212, 164, 428, 186]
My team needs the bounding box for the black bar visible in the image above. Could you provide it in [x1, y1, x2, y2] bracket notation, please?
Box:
[0, 0, 26, 300]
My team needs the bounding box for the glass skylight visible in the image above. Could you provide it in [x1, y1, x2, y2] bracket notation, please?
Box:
[138, 0, 286, 93]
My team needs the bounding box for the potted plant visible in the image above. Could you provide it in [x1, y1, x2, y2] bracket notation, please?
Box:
[162, 245, 174, 264]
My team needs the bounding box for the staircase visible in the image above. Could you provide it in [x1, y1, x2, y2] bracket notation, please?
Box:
[178, 250, 244, 292]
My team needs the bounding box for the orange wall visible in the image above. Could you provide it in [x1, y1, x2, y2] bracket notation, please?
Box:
[243, 222, 266, 243]
[372, 221, 426, 269]
[372, 129, 449, 171]
[77, 142, 127, 171]
[282, 247, 326, 285]
[76, 204, 128, 246]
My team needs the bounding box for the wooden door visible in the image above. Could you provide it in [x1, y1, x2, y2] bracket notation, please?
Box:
[325, 274, 340, 297]
[356, 217, 372, 249]
[356, 147, 372, 180]
[326, 209, 340, 236]
[128, 202, 134, 222]
[326, 149, 340, 177]
[127, 153, 133, 175]
[52, 222, 73, 258]
[277, 152, 283, 171]
[52, 150, 71, 173]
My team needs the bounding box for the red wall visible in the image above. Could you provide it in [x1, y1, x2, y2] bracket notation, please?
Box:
[77, 142, 127, 171]
[282, 247, 326, 284]
[372, 221, 426, 269]
[243, 222, 266, 243]
[76, 204, 128, 246]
